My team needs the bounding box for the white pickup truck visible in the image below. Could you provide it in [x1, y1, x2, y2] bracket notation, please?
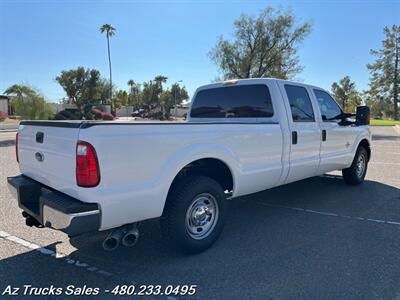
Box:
[8, 78, 371, 254]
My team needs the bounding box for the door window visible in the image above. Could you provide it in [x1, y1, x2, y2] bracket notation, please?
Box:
[284, 85, 315, 122]
[313, 89, 342, 121]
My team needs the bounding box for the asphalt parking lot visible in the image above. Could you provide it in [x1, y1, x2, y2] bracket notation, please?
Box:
[0, 126, 399, 300]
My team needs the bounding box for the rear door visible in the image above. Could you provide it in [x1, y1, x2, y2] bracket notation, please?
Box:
[278, 82, 322, 184]
[18, 122, 80, 194]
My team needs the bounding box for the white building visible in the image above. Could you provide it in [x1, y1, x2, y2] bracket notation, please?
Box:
[0, 95, 11, 115]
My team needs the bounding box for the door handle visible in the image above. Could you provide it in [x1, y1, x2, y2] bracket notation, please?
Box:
[322, 130, 327, 142]
[292, 131, 298, 145]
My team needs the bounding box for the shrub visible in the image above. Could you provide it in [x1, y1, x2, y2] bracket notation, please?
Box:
[83, 104, 95, 120]
[54, 112, 67, 120]
[92, 108, 103, 120]
[91, 108, 114, 120]
[147, 111, 164, 120]
[102, 112, 114, 120]
[54, 109, 82, 120]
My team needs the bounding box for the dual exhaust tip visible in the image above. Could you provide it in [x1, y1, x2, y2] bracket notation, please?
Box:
[102, 224, 139, 251]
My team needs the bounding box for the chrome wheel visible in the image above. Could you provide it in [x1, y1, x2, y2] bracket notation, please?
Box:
[356, 153, 366, 178]
[185, 193, 219, 240]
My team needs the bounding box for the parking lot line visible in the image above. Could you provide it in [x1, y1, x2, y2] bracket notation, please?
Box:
[243, 201, 400, 227]
[370, 162, 400, 165]
[0, 229, 114, 277]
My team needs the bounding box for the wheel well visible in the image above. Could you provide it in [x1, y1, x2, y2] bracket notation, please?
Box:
[170, 158, 234, 193]
[358, 139, 371, 161]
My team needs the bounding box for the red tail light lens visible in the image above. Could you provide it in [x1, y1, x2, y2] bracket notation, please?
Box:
[16, 132, 19, 163]
[76, 141, 100, 187]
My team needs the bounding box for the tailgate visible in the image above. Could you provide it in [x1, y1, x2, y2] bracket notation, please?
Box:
[18, 122, 81, 194]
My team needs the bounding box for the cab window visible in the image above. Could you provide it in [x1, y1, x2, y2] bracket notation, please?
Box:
[284, 85, 315, 122]
[313, 89, 342, 121]
[190, 84, 274, 118]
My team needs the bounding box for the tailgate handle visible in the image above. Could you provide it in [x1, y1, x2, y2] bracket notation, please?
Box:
[36, 132, 44, 143]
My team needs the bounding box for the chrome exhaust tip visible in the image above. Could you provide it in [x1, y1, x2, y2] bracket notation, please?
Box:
[121, 225, 139, 247]
[102, 228, 124, 251]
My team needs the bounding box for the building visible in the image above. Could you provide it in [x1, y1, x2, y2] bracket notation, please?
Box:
[170, 103, 189, 117]
[0, 95, 12, 115]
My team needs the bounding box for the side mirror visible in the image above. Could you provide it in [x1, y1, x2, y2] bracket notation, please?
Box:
[356, 106, 370, 126]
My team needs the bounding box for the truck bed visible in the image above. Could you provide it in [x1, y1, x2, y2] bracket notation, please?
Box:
[17, 119, 283, 229]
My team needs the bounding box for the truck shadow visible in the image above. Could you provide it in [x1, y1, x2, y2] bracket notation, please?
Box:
[372, 134, 400, 141]
[1, 176, 400, 299]
[0, 139, 15, 147]
[71, 176, 400, 281]
[68, 175, 400, 259]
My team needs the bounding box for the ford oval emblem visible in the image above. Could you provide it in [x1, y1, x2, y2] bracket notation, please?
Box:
[35, 152, 44, 162]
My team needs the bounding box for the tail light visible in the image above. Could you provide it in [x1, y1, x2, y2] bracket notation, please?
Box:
[76, 141, 100, 187]
[15, 132, 19, 163]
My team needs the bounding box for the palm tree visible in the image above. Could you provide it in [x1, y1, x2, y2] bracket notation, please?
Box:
[4, 84, 35, 98]
[154, 75, 168, 87]
[100, 24, 116, 111]
[4, 84, 33, 115]
[127, 79, 136, 94]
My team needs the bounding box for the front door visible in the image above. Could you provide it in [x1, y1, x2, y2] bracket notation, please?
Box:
[279, 83, 322, 184]
[312, 89, 358, 173]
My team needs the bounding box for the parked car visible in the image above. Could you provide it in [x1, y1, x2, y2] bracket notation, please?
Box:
[7, 78, 371, 254]
[131, 108, 147, 118]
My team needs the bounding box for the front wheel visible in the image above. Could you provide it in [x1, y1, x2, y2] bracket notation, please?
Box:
[161, 175, 226, 254]
[342, 146, 368, 185]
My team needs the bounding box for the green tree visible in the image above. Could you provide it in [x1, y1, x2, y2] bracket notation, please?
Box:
[209, 7, 311, 80]
[127, 79, 141, 108]
[127, 79, 136, 93]
[170, 83, 189, 106]
[154, 75, 168, 88]
[331, 76, 361, 112]
[364, 91, 391, 119]
[56, 67, 110, 117]
[140, 80, 160, 111]
[139, 75, 188, 119]
[170, 83, 189, 111]
[4, 84, 54, 120]
[100, 24, 116, 110]
[366, 25, 400, 120]
[113, 90, 128, 110]
[141, 76, 167, 108]
[160, 83, 190, 120]
[153, 76, 172, 118]
[159, 91, 172, 119]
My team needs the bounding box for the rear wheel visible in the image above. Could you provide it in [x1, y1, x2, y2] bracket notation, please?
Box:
[161, 175, 226, 254]
[342, 146, 368, 185]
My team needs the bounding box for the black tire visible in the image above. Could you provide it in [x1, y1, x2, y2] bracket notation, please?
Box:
[161, 175, 226, 254]
[342, 146, 368, 185]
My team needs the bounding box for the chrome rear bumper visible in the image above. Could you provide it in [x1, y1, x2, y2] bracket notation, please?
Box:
[7, 175, 100, 236]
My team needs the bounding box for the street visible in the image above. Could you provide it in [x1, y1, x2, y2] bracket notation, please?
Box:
[0, 126, 399, 299]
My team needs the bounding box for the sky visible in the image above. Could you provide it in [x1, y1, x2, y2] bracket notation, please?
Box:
[0, 0, 399, 102]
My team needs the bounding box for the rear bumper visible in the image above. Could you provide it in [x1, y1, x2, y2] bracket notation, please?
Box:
[7, 175, 100, 236]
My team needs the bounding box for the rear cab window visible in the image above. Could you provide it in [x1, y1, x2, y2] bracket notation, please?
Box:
[190, 84, 274, 120]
